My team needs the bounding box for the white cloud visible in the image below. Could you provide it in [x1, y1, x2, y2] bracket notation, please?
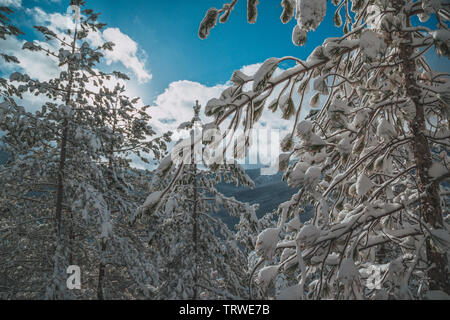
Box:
[102, 28, 152, 83]
[23, 6, 152, 83]
[147, 63, 303, 134]
[1, 36, 59, 81]
[147, 80, 228, 135]
[1, 4, 312, 170]
[145, 63, 313, 169]
[27, 7, 73, 32]
[0, 0, 22, 7]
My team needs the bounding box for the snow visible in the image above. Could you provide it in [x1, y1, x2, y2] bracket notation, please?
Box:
[431, 29, 450, 43]
[198, 8, 219, 39]
[308, 133, 326, 147]
[428, 162, 448, 180]
[203, 122, 220, 143]
[430, 228, 450, 248]
[230, 70, 251, 85]
[338, 258, 358, 286]
[286, 216, 301, 232]
[280, 248, 296, 263]
[279, 93, 292, 115]
[325, 253, 339, 266]
[205, 98, 225, 116]
[281, 0, 295, 24]
[376, 118, 397, 141]
[257, 265, 279, 288]
[296, 224, 319, 247]
[296, 120, 325, 147]
[247, 0, 259, 24]
[313, 76, 328, 95]
[177, 122, 191, 130]
[252, 58, 279, 92]
[304, 166, 321, 187]
[287, 162, 308, 187]
[100, 220, 113, 239]
[356, 174, 374, 197]
[165, 197, 177, 215]
[255, 228, 280, 259]
[292, 24, 307, 46]
[157, 155, 173, 173]
[278, 153, 291, 172]
[295, 0, 327, 31]
[366, 5, 386, 29]
[296, 120, 313, 138]
[328, 97, 347, 114]
[88, 133, 100, 152]
[360, 30, 386, 59]
[337, 135, 352, 155]
[277, 284, 301, 300]
[323, 38, 339, 58]
[143, 191, 163, 210]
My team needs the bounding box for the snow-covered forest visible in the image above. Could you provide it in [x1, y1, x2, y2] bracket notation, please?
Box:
[0, 0, 449, 300]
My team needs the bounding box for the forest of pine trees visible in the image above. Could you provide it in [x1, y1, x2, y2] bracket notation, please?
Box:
[0, 0, 449, 301]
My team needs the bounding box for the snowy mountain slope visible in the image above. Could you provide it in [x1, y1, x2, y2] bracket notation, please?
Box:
[215, 168, 313, 228]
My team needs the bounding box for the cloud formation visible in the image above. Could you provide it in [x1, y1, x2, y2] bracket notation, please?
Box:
[148, 80, 228, 134]
[102, 28, 151, 83]
[145, 62, 313, 169]
[0, 0, 22, 7]
[1, 5, 312, 170]
[20, 6, 152, 83]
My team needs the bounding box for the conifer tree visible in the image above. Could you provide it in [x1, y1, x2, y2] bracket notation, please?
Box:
[134, 102, 261, 300]
[200, 0, 450, 299]
[0, 1, 169, 299]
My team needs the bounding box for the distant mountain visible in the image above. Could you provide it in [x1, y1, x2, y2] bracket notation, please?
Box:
[215, 168, 313, 228]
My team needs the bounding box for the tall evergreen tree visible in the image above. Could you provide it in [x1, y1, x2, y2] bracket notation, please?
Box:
[0, 1, 169, 299]
[133, 102, 262, 300]
[199, 0, 450, 299]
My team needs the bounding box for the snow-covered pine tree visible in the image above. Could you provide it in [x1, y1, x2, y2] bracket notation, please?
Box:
[87, 81, 171, 300]
[0, 2, 169, 299]
[0, 4, 49, 300]
[0, 6, 22, 64]
[0, 5, 23, 148]
[133, 102, 262, 300]
[199, 0, 450, 299]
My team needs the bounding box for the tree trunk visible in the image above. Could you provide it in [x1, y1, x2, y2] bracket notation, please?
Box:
[395, 0, 449, 294]
[192, 145, 199, 300]
[55, 21, 78, 239]
[52, 20, 78, 298]
[97, 99, 118, 300]
[97, 241, 107, 300]
[55, 120, 69, 240]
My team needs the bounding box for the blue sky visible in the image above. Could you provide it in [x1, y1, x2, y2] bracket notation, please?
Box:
[13, 0, 346, 100]
[10, 0, 447, 101]
[0, 0, 448, 170]
[2, 0, 449, 146]
[80, 0, 339, 96]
